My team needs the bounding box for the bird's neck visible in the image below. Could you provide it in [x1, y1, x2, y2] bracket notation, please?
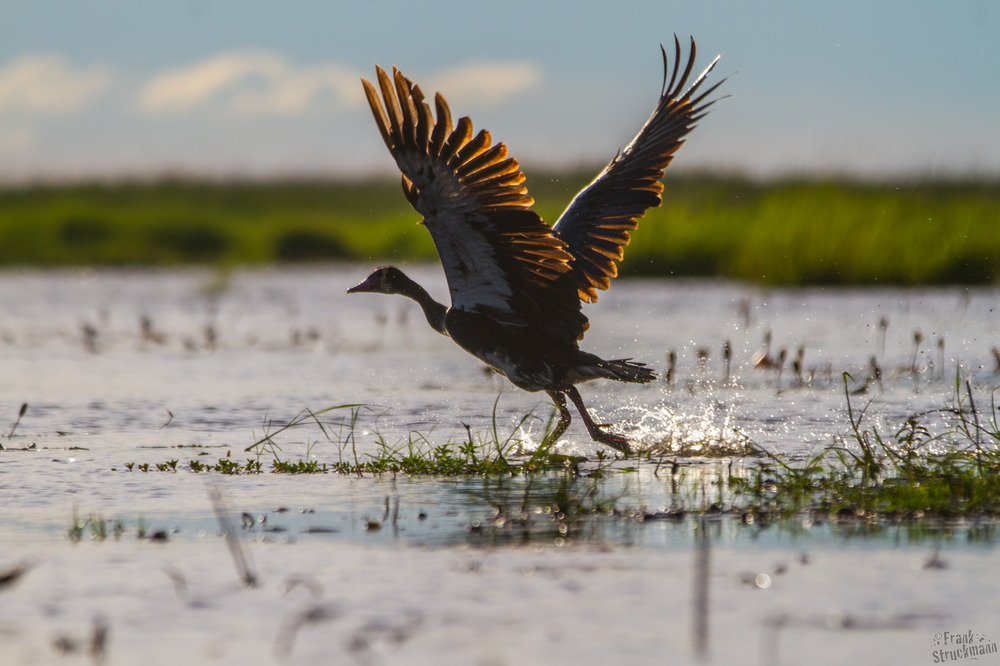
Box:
[397, 277, 448, 335]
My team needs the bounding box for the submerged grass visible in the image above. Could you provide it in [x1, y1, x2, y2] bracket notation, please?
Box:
[2, 174, 997, 284]
[67, 511, 134, 542]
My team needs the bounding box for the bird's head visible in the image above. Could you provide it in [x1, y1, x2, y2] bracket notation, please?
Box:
[347, 266, 409, 295]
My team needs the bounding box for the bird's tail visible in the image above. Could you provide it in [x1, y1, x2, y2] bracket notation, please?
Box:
[600, 358, 657, 384]
[569, 353, 656, 384]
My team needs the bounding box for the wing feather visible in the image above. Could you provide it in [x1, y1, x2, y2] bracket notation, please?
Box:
[439, 116, 473, 165]
[362, 66, 588, 344]
[428, 93, 452, 157]
[376, 67, 404, 146]
[450, 129, 491, 168]
[362, 78, 393, 149]
[412, 86, 433, 150]
[456, 142, 507, 179]
[552, 36, 725, 302]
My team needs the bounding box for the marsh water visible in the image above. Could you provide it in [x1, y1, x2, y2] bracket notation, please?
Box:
[2, 266, 999, 664]
[2, 265, 999, 542]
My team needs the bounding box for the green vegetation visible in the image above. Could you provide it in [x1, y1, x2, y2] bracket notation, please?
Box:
[67, 510, 128, 542]
[731, 374, 1000, 519]
[241, 400, 590, 476]
[0, 178, 428, 266]
[118, 375, 1000, 525]
[616, 176, 999, 285]
[122, 402, 604, 477]
[2, 174, 997, 284]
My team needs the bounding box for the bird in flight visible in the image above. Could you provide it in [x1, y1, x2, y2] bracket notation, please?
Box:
[349, 36, 723, 452]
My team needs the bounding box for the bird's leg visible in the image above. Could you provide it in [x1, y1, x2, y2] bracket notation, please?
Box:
[545, 390, 572, 446]
[564, 386, 630, 453]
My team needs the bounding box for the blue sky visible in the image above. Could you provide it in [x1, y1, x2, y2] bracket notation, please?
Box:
[1, 1, 997, 180]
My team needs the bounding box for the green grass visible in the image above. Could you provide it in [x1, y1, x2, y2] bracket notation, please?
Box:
[122, 401, 609, 477]
[242, 400, 596, 476]
[731, 374, 1000, 519]
[1, 173, 997, 284]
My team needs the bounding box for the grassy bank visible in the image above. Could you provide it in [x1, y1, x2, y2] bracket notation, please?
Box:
[1, 173, 997, 284]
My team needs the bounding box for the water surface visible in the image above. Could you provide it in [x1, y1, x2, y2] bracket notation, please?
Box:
[2, 266, 998, 541]
[2, 267, 999, 664]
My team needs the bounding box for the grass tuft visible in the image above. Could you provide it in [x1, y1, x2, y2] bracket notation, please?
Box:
[732, 372, 1000, 519]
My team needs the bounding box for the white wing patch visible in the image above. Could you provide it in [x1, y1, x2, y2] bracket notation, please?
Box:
[418, 168, 521, 322]
[432, 209, 517, 316]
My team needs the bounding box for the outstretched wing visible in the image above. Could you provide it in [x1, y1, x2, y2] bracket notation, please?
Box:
[362, 66, 588, 343]
[552, 36, 725, 302]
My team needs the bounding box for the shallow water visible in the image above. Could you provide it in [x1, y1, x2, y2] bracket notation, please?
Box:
[2, 266, 998, 540]
[2, 266, 999, 663]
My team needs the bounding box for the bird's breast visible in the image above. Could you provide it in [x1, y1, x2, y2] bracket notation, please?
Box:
[444, 309, 555, 392]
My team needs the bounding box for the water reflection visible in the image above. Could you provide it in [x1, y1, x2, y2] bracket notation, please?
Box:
[206, 464, 1000, 549]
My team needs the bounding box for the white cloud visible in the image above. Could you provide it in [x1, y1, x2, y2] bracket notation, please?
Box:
[138, 51, 363, 115]
[137, 52, 544, 117]
[426, 61, 543, 107]
[0, 54, 112, 115]
[230, 62, 362, 114]
[138, 51, 285, 113]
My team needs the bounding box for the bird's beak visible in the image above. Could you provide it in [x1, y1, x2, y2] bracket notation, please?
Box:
[347, 274, 378, 294]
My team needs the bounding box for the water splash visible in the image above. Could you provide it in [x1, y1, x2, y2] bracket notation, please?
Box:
[507, 398, 762, 458]
[628, 401, 761, 457]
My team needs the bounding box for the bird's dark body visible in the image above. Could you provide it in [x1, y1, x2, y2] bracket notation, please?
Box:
[445, 308, 651, 392]
[444, 308, 556, 391]
[348, 37, 723, 451]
